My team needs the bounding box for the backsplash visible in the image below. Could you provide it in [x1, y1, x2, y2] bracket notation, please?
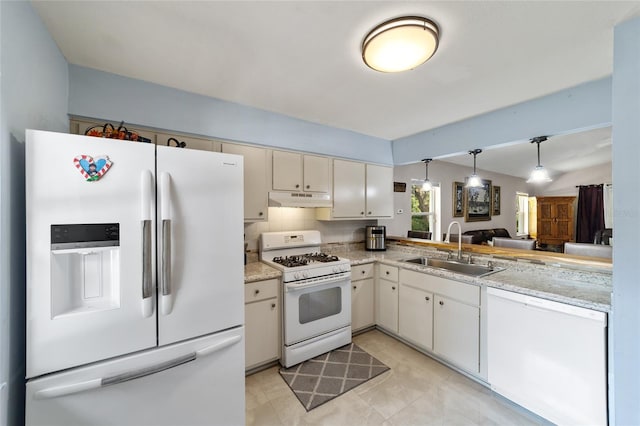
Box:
[244, 207, 376, 251]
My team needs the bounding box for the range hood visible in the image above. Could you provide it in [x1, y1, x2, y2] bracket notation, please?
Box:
[268, 191, 332, 208]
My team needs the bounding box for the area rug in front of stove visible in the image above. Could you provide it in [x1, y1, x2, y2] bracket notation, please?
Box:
[279, 343, 390, 411]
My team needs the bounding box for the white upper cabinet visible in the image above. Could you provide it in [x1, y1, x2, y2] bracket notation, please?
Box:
[222, 143, 269, 221]
[366, 164, 394, 218]
[317, 159, 393, 220]
[272, 151, 330, 193]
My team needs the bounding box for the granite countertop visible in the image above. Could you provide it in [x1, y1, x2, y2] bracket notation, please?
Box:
[243, 243, 612, 312]
[336, 247, 612, 313]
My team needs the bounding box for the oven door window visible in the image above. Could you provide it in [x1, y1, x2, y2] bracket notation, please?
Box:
[299, 287, 342, 324]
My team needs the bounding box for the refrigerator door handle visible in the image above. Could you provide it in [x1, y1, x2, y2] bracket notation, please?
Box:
[34, 353, 196, 399]
[159, 172, 173, 315]
[141, 169, 154, 317]
[195, 333, 242, 358]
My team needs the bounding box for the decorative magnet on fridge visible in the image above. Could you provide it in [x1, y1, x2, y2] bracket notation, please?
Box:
[74, 155, 113, 182]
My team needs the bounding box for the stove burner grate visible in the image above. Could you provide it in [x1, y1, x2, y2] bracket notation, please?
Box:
[271, 252, 340, 267]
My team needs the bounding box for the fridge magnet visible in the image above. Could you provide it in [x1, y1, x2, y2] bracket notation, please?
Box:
[74, 155, 113, 181]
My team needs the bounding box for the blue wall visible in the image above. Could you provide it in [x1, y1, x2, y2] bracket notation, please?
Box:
[611, 16, 640, 426]
[68, 65, 393, 165]
[0, 1, 69, 424]
[392, 78, 612, 165]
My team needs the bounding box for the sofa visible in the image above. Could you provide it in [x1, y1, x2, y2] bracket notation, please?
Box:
[461, 228, 511, 245]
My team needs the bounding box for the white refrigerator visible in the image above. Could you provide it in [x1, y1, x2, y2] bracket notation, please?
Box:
[25, 129, 245, 425]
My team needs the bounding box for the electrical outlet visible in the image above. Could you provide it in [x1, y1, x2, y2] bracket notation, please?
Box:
[397, 208, 404, 214]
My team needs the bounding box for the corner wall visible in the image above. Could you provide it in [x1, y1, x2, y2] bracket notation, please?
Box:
[0, 1, 69, 424]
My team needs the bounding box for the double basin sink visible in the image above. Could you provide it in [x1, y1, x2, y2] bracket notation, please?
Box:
[403, 256, 502, 277]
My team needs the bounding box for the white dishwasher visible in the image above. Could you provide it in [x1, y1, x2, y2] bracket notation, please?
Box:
[487, 287, 607, 426]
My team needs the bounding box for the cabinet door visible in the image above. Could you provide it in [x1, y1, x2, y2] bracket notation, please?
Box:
[333, 159, 365, 218]
[156, 132, 220, 152]
[537, 197, 575, 245]
[376, 279, 398, 333]
[352, 278, 374, 332]
[222, 144, 268, 221]
[366, 164, 393, 218]
[245, 298, 280, 369]
[399, 284, 433, 351]
[272, 150, 302, 191]
[433, 295, 479, 373]
[303, 155, 330, 193]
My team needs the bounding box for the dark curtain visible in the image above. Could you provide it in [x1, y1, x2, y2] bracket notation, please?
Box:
[576, 185, 605, 243]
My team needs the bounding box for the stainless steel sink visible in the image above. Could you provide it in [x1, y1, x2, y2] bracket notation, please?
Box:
[403, 257, 501, 277]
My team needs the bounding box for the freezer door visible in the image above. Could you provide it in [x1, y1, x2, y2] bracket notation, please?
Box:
[156, 146, 244, 345]
[26, 326, 245, 426]
[26, 130, 157, 378]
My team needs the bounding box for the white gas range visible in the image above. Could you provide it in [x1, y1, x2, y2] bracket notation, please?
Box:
[260, 230, 352, 367]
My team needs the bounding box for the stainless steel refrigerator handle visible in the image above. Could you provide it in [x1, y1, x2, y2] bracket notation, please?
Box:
[142, 220, 152, 299]
[161, 219, 172, 296]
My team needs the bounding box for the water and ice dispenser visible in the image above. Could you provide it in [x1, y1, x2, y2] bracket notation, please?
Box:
[50, 223, 121, 317]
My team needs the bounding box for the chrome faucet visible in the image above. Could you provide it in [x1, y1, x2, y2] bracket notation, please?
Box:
[445, 221, 463, 261]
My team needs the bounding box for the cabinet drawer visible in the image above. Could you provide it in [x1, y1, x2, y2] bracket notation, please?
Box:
[244, 279, 279, 303]
[352, 263, 374, 281]
[378, 264, 398, 282]
[400, 269, 479, 306]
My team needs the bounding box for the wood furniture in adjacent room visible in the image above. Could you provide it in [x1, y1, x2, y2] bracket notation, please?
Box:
[536, 196, 576, 248]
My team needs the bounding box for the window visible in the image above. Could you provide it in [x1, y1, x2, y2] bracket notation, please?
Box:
[516, 192, 529, 236]
[411, 181, 441, 240]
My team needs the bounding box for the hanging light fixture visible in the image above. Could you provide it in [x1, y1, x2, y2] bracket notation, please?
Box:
[362, 16, 440, 73]
[527, 136, 552, 183]
[421, 158, 433, 190]
[466, 149, 483, 188]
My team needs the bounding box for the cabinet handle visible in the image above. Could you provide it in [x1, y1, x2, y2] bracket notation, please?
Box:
[295, 184, 300, 188]
[271, 303, 276, 309]
[385, 271, 389, 275]
[439, 300, 444, 306]
[368, 211, 372, 215]
[392, 286, 396, 290]
[306, 185, 310, 189]
[259, 211, 263, 216]
[254, 289, 260, 295]
[360, 212, 364, 215]
[353, 286, 357, 290]
[425, 296, 430, 301]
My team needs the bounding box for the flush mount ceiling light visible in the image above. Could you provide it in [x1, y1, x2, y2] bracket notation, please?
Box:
[421, 158, 433, 190]
[466, 149, 483, 188]
[527, 136, 553, 184]
[362, 16, 440, 73]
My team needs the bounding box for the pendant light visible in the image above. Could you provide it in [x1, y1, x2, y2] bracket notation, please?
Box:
[527, 136, 552, 183]
[421, 159, 433, 190]
[362, 16, 440, 73]
[466, 149, 483, 188]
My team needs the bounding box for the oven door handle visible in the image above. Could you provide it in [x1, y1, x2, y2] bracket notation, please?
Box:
[285, 273, 351, 292]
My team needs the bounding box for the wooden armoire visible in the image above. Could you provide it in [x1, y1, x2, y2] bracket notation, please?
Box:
[536, 196, 576, 246]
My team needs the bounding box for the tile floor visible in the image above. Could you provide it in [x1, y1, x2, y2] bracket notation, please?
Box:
[245, 330, 549, 426]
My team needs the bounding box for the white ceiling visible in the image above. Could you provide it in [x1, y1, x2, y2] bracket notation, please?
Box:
[32, 1, 637, 175]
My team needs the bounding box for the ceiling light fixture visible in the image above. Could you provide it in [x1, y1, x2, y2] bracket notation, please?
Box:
[527, 136, 552, 183]
[421, 158, 433, 191]
[362, 16, 440, 73]
[466, 149, 483, 188]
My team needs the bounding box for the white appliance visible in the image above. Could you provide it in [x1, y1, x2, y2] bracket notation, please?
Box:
[260, 231, 351, 367]
[487, 287, 607, 425]
[25, 130, 245, 425]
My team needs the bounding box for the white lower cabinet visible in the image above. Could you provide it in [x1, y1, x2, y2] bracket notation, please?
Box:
[351, 264, 375, 332]
[244, 279, 280, 370]
[398, 283, 433, 350]
[398, 269, 480, 374]
[375, 264, 399, 333]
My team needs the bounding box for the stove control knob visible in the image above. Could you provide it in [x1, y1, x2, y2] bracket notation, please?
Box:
[332, 267, 339, 273]
[303, 271, 309, 278]
[294, 272, 300, 280]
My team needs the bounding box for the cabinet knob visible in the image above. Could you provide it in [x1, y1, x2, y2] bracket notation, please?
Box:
[361, 270, 366, 274]
[295, 184, 300, 188]
[306, 185, 310, 189]
[254, 289, 260, 295]
[392, 286, 396, 290]
[385, 271, 389, 275]
[360, 212, 364, 215]
[368, 211, 372, 215]
[259, 211, 263, 216]
[425, 296, 430, 301]
[271, 303, 276, 309]
[353, 286, 357, 290]
[439, 300, 444, 306]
